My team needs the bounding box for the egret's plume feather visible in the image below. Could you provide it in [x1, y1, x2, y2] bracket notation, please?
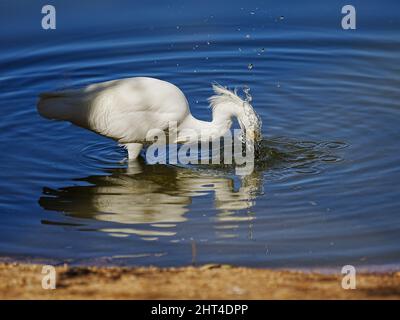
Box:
[207, 83, 262, 143]
[208, 84, 245, 110]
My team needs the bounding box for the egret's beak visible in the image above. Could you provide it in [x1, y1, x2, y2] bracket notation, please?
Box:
[247, 130, 255, 141]
[238, 119, 256, 142]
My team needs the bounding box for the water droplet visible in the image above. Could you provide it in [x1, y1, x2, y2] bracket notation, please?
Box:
[245, 34, 251, 39]
[247, 63, 254, 70]
[243, 86, 252, 102]
[279, 16, 285, 21]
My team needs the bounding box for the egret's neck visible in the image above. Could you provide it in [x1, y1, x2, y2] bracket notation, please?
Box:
[178, 110, 233, 142]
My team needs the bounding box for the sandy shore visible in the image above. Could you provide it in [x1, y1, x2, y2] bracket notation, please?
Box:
[0, 262, 399, 299]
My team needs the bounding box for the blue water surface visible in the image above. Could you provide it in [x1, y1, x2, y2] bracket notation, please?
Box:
[0, 0, 399, 270]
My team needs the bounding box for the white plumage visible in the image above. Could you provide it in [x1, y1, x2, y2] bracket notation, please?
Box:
[37, 77, 261, 159]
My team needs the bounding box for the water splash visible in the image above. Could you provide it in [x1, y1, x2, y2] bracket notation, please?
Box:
[241, 85, 263, 149]
[254, 137, 348, 179]
[183, 136, 347, 180]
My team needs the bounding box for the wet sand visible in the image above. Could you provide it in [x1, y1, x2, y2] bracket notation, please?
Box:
[1, 262, 400, 299]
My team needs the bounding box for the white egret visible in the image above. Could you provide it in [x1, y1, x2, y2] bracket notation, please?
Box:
[37, 77, 261, 159]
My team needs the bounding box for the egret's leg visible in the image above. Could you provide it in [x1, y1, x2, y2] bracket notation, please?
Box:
[126, 157, 144, 175]
[125, 143, 143, 160]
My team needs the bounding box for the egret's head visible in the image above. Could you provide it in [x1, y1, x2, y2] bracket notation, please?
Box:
[237, 100, 262, 143]
[208, 84, 263, 143]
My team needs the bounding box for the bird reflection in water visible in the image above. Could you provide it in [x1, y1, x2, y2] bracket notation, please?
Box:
[39, 157, 263, 241]
[38, 137, 343, 241]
